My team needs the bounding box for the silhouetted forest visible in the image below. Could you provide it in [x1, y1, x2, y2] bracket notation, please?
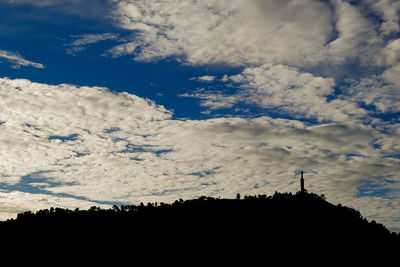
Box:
[1, 191, 398, 258]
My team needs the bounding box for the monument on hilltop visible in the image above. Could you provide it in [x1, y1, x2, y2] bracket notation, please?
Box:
[300, 171, 305, 193]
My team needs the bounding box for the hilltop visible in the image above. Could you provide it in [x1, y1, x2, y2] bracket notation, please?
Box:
[1, 191, 398, 258]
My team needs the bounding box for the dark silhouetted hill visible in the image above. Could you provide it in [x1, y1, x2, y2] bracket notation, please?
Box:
[1, 191, 398, 260]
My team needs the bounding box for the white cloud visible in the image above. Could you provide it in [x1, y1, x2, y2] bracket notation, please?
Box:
[107, 0, 400, 123]
[0, 77, 399, 231]
[67, 33, 120, 54]
[183, 65, 367, 122]
[343, 36, 400, 114]
[0, 77, 171, 186]
[229, 64, 337, 120]
[109, 0, 395, 69]
[327, 0, 382, 65]
[189, 75, 216, 82]
[109, 0, 335, 67]
[379, 38, 400, 66]
[382, 63, 400, 87]
[345, 63, 400, 114]
[369, 0, 400, 36]
[0, 50, 44, 69]
[180, 88, 239, 112]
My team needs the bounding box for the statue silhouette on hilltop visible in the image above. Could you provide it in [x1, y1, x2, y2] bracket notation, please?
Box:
[300, 171, 305, 193]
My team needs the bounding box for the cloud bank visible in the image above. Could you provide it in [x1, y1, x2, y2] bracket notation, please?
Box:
[0, 78, 399, 231]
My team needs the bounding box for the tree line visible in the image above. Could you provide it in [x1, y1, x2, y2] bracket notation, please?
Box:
[0, 191, 398, 256]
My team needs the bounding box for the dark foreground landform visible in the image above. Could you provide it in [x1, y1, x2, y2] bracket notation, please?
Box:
[1, 192, 398, 257]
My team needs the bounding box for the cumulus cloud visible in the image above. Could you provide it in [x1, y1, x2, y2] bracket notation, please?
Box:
[0, 50, 44, 69]
[345, 64, 400, 114]
[0, 77, 170, 180]
[0, 77, 399, 231]
[183, 65, 367, 122]
[108, 0, 394, 68]
[109, 0, 335, 67]
[327, 0, 382, 65]
[106, 0, 400, 124]
[370, 0, 400, 36]
[380, 38, 400, 66]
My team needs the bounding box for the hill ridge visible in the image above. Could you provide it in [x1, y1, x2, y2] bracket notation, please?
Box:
[1, 191, 398, 257]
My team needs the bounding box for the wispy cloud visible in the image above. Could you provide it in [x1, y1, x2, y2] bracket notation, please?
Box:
[66, 33, 120, 55]
[189, 75, 217, 82]
[0, 50, 44, 69]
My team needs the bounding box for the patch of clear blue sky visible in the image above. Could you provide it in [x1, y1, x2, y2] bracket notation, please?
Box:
[355, 179, 400, 199]
[0, 171, 126, 206]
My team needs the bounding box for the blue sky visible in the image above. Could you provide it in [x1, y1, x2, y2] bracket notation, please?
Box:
[0, 0, 245, 119]
[0, 2, 195, 117]
[0, 0, 399, 232]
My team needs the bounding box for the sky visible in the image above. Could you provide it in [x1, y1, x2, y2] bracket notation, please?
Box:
[0, 0, 399, 232]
